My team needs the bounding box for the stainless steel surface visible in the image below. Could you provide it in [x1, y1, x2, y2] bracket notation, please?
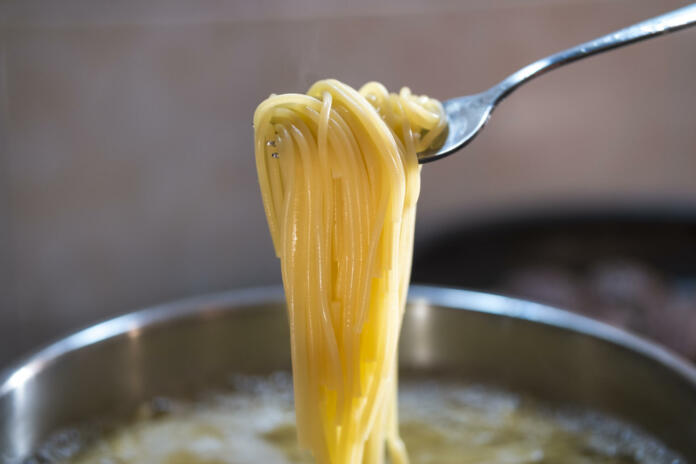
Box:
[1, 286, 695, 463]
[419, 3, 696, 163]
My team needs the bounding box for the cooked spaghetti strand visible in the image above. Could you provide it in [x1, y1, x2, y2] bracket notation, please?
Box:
[254, 79, 446, 464]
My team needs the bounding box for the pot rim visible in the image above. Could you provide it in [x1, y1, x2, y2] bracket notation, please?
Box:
[2, 285, 695, 397]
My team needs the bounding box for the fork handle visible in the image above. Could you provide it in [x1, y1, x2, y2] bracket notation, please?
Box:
[490, 3, 696, 104]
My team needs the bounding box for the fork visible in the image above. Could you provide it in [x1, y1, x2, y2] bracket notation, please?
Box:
[418, 3, 696, 163]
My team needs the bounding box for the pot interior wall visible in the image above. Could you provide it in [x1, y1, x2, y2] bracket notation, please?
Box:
[1, 287, 694, 461]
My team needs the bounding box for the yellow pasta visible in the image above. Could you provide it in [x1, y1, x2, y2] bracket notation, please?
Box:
[254, 79, 446, 464]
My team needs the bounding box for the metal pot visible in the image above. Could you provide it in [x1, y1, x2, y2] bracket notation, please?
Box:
[1, 286, 695, 462]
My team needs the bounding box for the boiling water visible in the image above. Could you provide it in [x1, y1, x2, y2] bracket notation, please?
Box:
[36, 373, 683, 464]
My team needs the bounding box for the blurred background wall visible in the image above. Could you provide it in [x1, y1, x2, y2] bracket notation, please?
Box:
[1, 0, 695, 368]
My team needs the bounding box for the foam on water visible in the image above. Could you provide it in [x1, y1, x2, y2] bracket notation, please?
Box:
[30, 373, 685, 464]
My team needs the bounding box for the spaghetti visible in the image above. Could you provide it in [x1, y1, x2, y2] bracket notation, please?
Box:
[254, 79, 446, 464]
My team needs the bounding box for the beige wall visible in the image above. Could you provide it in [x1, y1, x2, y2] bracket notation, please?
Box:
[1, 0, 694, 367]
